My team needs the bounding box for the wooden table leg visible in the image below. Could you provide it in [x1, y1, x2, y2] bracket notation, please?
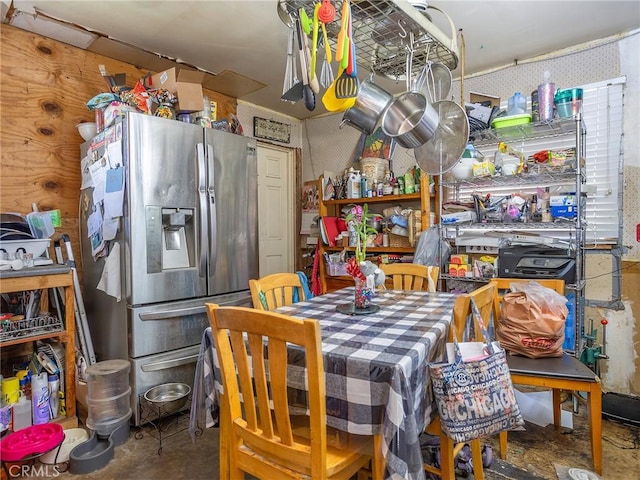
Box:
[372, 433, 385, 480]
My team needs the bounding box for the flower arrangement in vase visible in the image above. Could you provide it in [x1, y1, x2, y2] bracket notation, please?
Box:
[344, 204, 385, 309]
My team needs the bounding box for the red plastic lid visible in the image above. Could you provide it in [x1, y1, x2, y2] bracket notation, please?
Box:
[0, 423, 64, 462]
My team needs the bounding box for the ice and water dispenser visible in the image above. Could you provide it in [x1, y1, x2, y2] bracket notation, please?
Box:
[145, 206, 195, 272]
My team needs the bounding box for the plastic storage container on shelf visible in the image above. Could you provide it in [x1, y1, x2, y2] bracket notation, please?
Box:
[555, 88, 583, 119]
[507, 92, 527, 116]
[491, 113, 532, 129]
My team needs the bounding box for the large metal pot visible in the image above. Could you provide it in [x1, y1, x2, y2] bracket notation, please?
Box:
[381, 91, 440, 149]
[341, 80, 394, 135]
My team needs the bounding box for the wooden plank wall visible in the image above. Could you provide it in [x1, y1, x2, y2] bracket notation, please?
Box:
[0, 25, 237, 280]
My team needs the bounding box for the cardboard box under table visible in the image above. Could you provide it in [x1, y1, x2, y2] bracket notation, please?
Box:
[149, 67, 205, 112]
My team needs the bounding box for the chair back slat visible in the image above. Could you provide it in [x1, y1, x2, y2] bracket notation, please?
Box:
[247, 333, 276, 438]
[229, 330, 260, 431]
[206, 303, 326, 477]
[250, 273, 307, 311]
[269, 338, 294, 445]
[468, 283, 497, 340]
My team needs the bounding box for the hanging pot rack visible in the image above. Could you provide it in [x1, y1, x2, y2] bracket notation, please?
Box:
[277, 0, 459, 81]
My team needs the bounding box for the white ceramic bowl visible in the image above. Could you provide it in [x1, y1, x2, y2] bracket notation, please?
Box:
[76, 122, 97, 141]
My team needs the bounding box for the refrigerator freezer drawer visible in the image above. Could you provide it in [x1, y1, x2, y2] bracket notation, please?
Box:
[129, 345, 200, 426]
[128, 291, 253, 358]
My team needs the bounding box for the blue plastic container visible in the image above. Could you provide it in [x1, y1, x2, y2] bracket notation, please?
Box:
[563, 293, 576, 351]
[507, 92, 527, 116]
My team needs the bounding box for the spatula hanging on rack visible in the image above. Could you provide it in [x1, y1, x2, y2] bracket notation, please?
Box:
[281, 27, 303, 102]
[334, 0, 358, 99]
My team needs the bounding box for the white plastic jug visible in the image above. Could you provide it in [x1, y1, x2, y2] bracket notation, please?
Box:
[507, 92, 526, 116]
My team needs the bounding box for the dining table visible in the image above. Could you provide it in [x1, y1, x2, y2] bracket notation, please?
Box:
[190, 286, 458, 480]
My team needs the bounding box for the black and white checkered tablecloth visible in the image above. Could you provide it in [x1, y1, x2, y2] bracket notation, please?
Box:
[191, 287, 456, 480]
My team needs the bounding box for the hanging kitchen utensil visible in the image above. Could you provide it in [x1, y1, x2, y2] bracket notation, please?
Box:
[346, 1, 357, 77]
[334, 1, 358, 99]
[282, 28, 295, 97]
[295, 18, 315, 111]
[341, 77, 393, 135]
[335, 0, 349, 64]
[413, 100, 469, 175]
[424, 63, 452, 102]
[310, 3, 320, 83]
[303, 6, 319, 94]
[317, 0, 336, 23]
[281, 24, 304, 102]
[322, 66, 356, 112]
[299, 7, 312, 35]
[320, 34, 334, 88]
[381, 90, 439, 148]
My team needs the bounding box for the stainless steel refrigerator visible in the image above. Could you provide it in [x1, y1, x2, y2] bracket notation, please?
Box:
[79, 112, 258, 424]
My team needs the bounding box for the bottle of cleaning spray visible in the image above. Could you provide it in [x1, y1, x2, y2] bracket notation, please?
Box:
[48, 374, 60, 419]
[31, 372, 50, 424]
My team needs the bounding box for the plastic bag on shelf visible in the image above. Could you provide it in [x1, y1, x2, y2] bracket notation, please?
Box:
[413, 225, 450, 268]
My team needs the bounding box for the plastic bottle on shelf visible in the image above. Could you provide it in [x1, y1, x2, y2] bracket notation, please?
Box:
[377, 180, 384, 197]
[31, 372, 50, 424]
[541, 187, 552, 222]
[531, 89, 540, 122]
[360, 173, 368, 199]
[48, 374, 60, 419]
[507, 92, 526, 116]
[382, 170, 393, 195]
[404, 172, 415, 194]
[16, 370, 31, 399]
[12, 395, 32, 431]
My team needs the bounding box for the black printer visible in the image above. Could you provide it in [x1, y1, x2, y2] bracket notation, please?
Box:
[498, 245, 576, 284]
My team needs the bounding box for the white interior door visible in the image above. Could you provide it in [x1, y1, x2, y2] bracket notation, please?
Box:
[257, 144, 294, 277]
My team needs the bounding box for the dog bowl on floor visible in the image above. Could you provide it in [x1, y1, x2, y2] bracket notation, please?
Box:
[41, 428, 89, 465]
[144, 383, 191, 414]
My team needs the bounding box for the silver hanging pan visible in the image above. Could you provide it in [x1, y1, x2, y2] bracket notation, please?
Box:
[341, 73, 393, 135]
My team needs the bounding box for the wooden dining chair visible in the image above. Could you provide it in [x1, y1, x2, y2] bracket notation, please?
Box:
[424, 294, 487, 480]
[380, 263, 439, 292]
[249, 272, 307, 310]
[469, 282, 602, 475]
[206, 303, 374, 480]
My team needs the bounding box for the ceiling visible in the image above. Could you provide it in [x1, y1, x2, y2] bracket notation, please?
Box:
[4, 1, 639, 120]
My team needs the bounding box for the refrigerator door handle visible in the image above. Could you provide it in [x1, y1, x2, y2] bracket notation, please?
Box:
[139, 305, 206, 320]
[197, 142, 207, 278]
[207, 143, 217, 277]
[141, 354, 200, 372]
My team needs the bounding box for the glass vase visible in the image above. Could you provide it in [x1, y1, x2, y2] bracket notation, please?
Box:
[354, 277, 373, 309]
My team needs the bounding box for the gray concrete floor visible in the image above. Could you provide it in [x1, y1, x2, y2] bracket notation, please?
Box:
[10, 406, 639, 480]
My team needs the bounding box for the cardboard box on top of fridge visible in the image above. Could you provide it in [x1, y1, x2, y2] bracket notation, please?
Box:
[149, 67, 205, 112]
